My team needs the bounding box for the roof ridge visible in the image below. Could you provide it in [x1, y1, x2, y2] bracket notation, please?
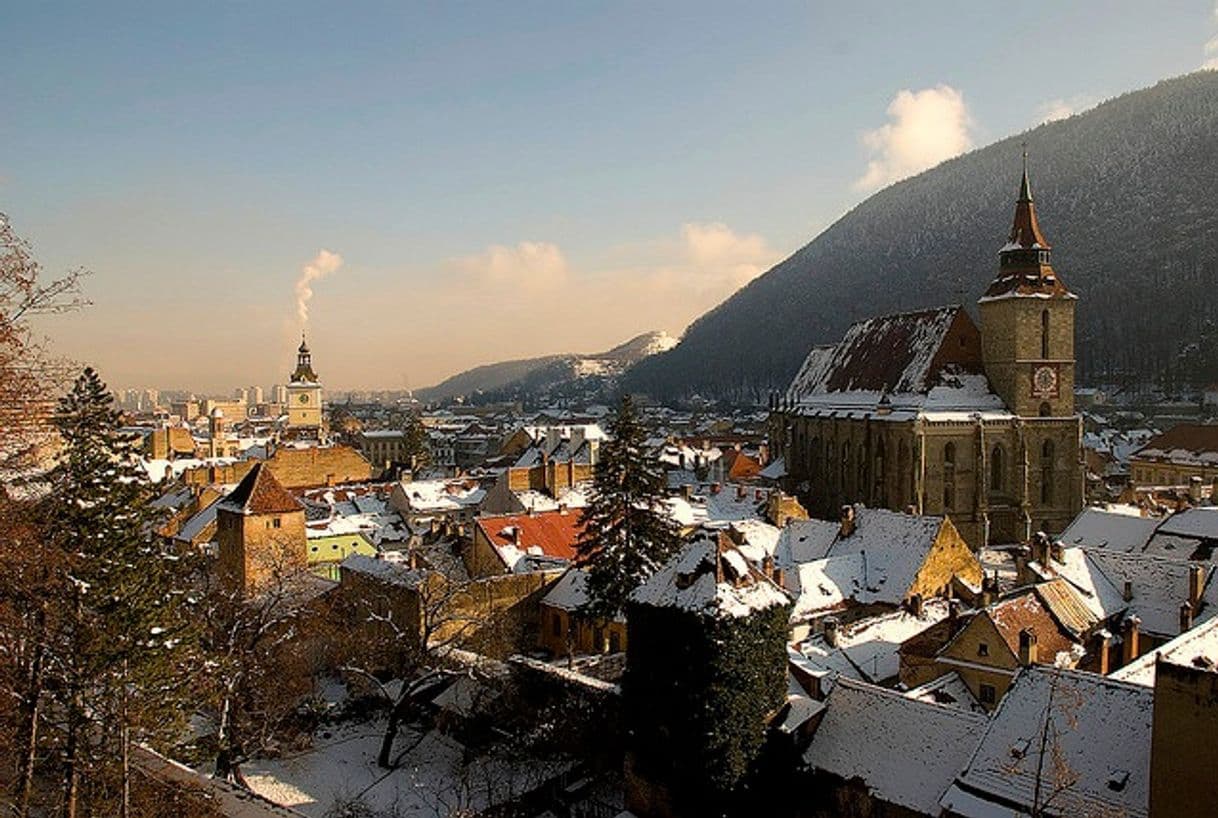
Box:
[834, 675, 988, 721]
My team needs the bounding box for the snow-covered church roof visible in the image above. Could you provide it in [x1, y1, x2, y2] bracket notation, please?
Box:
[784, 306, 1010, 422]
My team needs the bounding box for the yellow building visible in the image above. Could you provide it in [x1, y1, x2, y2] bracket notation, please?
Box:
[307, 532, 377, 580]
[286, 336, 323, 435]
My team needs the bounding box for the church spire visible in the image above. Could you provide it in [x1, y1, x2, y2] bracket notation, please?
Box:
[982, 152, 1072, 301]
[291, 334, 319, 383]
[1005, 146, 1051, 252]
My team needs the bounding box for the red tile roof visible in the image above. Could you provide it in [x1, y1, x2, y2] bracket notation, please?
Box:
[987, 591, 1078, 661]
[477, 509, 585, 563]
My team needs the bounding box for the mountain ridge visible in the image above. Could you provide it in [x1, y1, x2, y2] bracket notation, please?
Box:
[623, 71, 1218, 403]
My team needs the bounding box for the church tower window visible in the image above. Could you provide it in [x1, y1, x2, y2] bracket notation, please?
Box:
[1041, 440, 1055, 504]
[943, 442, 957, 511]
[1041, 309, 1050, 359]
[990, 444, 1005, 494]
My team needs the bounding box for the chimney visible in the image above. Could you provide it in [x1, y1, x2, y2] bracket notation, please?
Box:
[545, 427, 561, 454]
[1189, 563, 1205, 609]
[1121, 616, 1141, 665]
[1094, 631, 1111, 675]
[1050, 539, 1064, 563]
[1123, 580, 1134, 603]
[1180, 601, 1195, 634]
[710, 482, 721, 495]
[736, 484, 747, 501]
[904, 504, 917, 515]
[981, 573, 997, 608]
[823, 616, 840, 647]
[839, 505, 856, 538]
[680, 484, 692, 501]
[1190, 475, 1204, 504]
[908, 593, 924, 618]
[948, 599, 962, 635]
[558, 502, 568, 515]
[509, 526, 521, 546]
[715, 533, 729, 584]
[1018, 628, 1039, 665]
[755, 488, 764, 502]
[762, 554, 775, 579]
[429, 518, 440, 536]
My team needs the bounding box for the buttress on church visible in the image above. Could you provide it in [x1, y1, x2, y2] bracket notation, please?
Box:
[769, 164, 1083, 548]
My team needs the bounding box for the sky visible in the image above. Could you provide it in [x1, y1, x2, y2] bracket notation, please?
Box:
[5, 1, 1218, 394]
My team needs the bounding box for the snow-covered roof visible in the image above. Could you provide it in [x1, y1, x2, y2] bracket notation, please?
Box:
[339, 554, 422, 588]
[1053, 546, 1218, 637]
[942, 666, 1151, 818]
[1112, 615, 1218, 686]
[631, 535, 790, 619]
[785, 306, 1009, 420]
[793, 600, 951, 688]
[394, 479, 485, 513]
[779, 506, 951, 616]
[1057, 508, 1159, 553]
[805, 677, 987, 816]
[904, 671, 986, 714]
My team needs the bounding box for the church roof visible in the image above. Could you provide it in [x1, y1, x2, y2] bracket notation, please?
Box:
[785, 306, 1007, 419]
[218, 462, 303, 515]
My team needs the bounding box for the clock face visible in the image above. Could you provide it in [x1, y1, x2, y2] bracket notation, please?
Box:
[1032, 365, 1058, 398]
[299, 394, 310, 404]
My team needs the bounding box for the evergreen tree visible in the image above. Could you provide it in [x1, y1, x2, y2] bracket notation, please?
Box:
[574, 394, 681, 620]
[400, 410, 432, 471]
[38, 368, 195, 818]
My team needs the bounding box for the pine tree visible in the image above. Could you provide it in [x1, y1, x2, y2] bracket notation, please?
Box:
[400, 410, 432, 471]
[574, 394, 681, 620]
[38, 368, 196, 818]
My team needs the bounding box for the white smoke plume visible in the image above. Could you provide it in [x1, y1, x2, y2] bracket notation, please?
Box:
[294, 249, 343, 324]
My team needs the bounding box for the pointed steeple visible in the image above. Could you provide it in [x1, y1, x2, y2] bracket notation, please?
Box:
[982, 151, 1072, 301]
[290, 333, 319, 383]
[1005, 146, 1051, 252]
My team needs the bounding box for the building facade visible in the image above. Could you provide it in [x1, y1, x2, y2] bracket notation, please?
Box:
[769, 165, 1084, 547]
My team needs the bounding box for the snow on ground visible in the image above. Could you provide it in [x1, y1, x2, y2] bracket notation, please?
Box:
[244, 720, 569, 817]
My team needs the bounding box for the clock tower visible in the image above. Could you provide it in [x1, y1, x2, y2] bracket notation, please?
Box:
[286, 335, 323, 433]
[979, 155, 1077, 418]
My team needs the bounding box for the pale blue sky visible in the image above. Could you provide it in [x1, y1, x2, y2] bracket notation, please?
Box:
[5, 1, 1216, 391]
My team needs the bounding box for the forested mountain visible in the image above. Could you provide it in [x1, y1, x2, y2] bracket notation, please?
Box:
[624, 72, 1218, 403]
[417, 331, 676, 404]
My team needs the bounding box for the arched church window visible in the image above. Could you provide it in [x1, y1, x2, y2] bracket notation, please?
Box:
[990, 444, 1005, 493]
[1039, 402, 1052, 417]
[1041, 440, 1055, 505]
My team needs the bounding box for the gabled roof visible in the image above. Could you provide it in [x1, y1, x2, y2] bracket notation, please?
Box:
[942, 666, 1151, 818]
[1057, 508, 1160, 553]
[476, 509, 584, 569]
[1131, 422, 1218, 464]
[218, 463, 302, 515]
[794, 306, 979, 396]
[805, 677, 987, 816]
[985, 589, 1082, 662]
[631, 533, 790, 619]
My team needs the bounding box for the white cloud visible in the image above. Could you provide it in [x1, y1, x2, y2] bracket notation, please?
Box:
[452, 241, 568, 291]
[1204, 33, 1218, 70]
[294, 249, 343, 324]
[855, 85, 975, 191]
[678, 222, 774, 290]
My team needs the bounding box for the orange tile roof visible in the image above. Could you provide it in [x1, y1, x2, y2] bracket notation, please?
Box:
[477, 510, 585, 562]
[988, 591, 1078, 661]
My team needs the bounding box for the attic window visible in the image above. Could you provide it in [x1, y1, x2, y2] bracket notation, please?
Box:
[1107, 769, 1130, 792]
[1010, 738, 1029, 760]
[978, 642, 990, 657]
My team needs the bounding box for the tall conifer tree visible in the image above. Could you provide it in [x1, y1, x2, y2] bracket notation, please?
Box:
[40, 368, 195, 818]
[574, 394, 680, 619]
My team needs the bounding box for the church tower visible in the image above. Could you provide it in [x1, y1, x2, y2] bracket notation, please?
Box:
[979, 156, 1077, 418]
[285, 335, 323, 433]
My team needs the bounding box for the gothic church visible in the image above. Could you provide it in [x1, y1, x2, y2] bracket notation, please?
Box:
[769, 163, 1083, 547]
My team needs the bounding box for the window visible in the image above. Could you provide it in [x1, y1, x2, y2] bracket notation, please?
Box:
[1041, 440, 1055, 504]
[272, 517, 281, 529]
[979, 683, 997, 705]
[990, 445, 1005, 493]
[1039, 402, 1052, 417]
[609, 631, 622, 653]
[552, 613, 562, 637]
[1041, 309, 1050, 358]
[978, 642, 989, 657]
[943, 442, 957, 511]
